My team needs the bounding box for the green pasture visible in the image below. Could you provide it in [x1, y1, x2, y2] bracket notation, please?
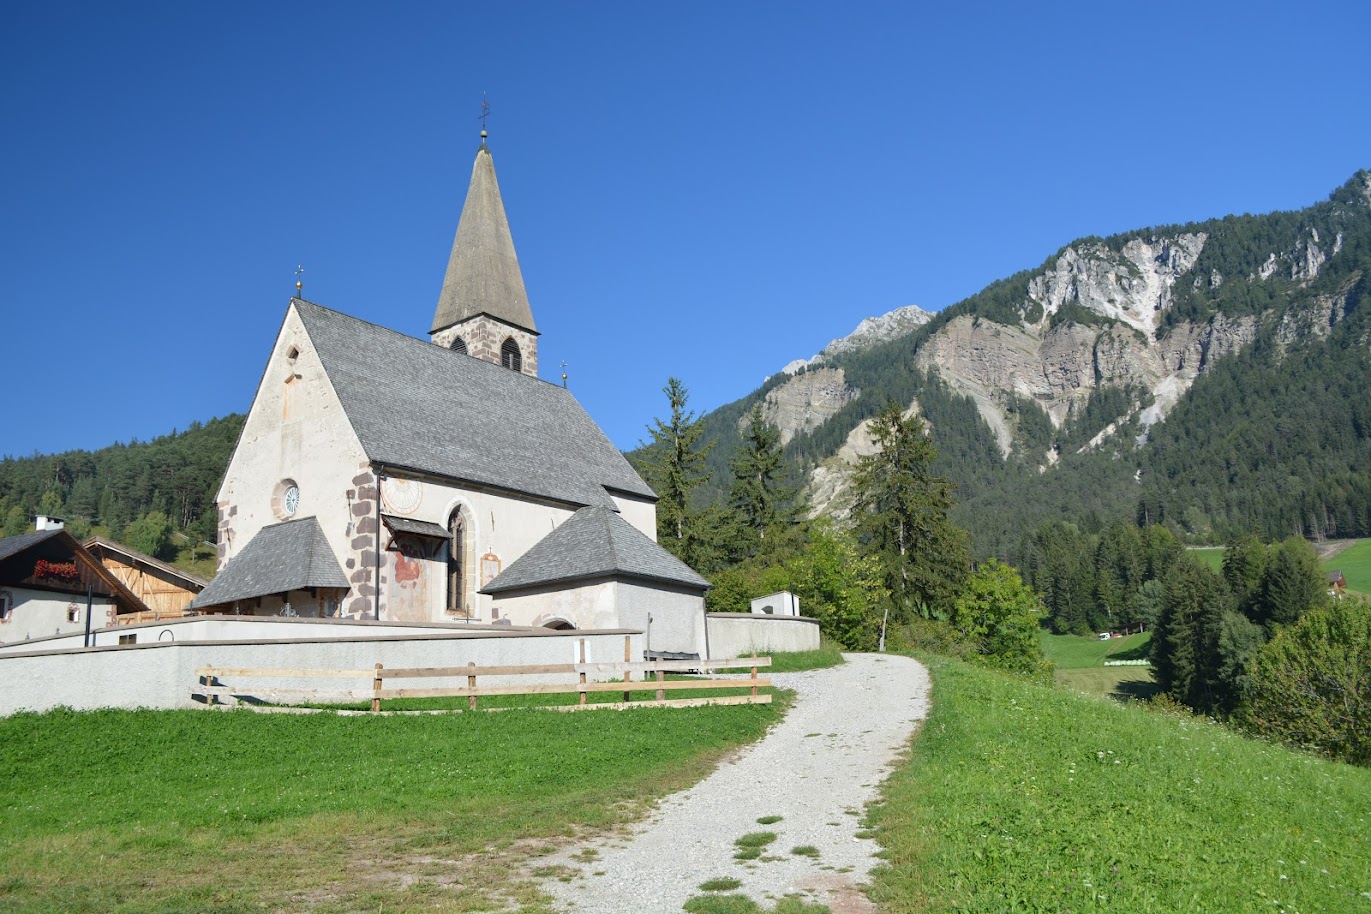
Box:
[868, 654, 1371, 913]
[1325, 538, 1371, 594]
[1188, 546, 1227, 573]
[1040, 631, 1157, 701]
[0, 649, 844, 913]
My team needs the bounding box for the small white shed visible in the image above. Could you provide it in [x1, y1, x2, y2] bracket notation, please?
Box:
[750, 591, 800, 617]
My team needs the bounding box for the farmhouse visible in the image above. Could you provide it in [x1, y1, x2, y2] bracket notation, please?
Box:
[192, 135, 710, 658]
[0, 526, 143, 644]
[84, 535, 207, 622]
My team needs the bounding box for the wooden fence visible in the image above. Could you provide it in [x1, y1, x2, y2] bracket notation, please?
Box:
[193, 637, 771, 714]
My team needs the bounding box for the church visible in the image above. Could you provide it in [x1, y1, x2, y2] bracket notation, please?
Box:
[190, 135, 711, 658]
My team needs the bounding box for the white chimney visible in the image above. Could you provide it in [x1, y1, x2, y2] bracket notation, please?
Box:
[34, 515, 65, 531]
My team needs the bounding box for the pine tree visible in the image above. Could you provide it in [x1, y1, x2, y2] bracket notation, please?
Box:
[729, 404, 798, 552]
[634, 378, 714, 567]
[851, 401, 970, 649]
[1253, 536, 1325, 631]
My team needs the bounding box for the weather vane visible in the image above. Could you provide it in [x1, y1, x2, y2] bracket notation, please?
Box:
[479, 93, 490, 139]
[561, 360, 569, 389]
[295, 265, 304, 298]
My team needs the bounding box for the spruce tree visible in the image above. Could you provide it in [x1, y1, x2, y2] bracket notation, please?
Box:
[729, 404, 798, 552]
[635, 378, 714, 567]
[851, 401, 969, 648]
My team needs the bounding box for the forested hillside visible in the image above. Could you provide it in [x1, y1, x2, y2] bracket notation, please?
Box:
[0, 415, 244, 566]
[668, 171, 1371, 557]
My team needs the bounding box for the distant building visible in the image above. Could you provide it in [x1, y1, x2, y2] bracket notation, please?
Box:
[84, 536, 207, 622]
[193, 135, 709, 658]
[1327, 570, 1347, 598]
[0, 529, 143, 644]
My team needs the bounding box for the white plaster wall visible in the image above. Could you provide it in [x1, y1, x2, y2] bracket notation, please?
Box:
[705, 614, 820, 657]
[610, 493, 659, 541]
[0, 615, 524, 653]
[614, 582, 708, 659]
[0, 588, 117, 645]
[489, 580, 707, 659]
[216, 304, 368, 574]
[379, 476, 586, 623]
[0, 628, 646, 715]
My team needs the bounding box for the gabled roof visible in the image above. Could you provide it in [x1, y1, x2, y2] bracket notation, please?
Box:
[188, 517, 348, 610]
[294, 298, 655, 508]
[431, 142, 536, 335]
[84, 535, 209, 589]
[481, 506, 709, 595]
[0, 528, 145, 614]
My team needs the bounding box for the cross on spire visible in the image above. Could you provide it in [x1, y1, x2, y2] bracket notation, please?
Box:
[295, 265, 304, 298]
[479, 93, 490, 140]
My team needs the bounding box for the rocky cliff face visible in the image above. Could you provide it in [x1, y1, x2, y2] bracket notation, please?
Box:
[700, 172, 1371, 523]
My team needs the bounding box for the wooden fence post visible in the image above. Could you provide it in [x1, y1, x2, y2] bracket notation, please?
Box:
[372, 663, 383, 713]
[656, 667, 665, 702]
[578, 638, 587, 706]
[750, 659, 759, 700]
[468, 660, 477, 711]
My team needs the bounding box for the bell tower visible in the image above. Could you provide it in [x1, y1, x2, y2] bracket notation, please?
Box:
[430, 131, 539, 377]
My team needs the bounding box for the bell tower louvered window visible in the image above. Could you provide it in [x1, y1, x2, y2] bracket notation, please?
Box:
[501, 338, 522, 372]
[450, 336, 468, 355]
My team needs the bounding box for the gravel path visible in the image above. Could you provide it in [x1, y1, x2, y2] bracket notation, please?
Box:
[541, 653, 931, 913]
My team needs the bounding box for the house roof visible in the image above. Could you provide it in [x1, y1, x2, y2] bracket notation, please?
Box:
[294, 298, 655, 508]
[0, 528, 146, 614]
[481, 506, 710, 595]
[84, 535, 209, 589]
[188, 517, 349, 610]
[431, 142, 536, 335]
[382, 514, 450, 539]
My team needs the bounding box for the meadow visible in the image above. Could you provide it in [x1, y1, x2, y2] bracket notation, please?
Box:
[1327, 538, 1371, 594]
[1040, 631, 1157, 701]
[868, 654, 1371, 913]
[0, 696, 784, 913]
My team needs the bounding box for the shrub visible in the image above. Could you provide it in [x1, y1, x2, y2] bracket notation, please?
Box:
[1240, 597, 1371, 765]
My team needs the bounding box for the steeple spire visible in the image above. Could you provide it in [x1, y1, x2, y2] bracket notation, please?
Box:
[430, 137, 537, 339]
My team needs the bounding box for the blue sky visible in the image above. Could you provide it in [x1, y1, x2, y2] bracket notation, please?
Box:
[2, 1, 1367, 459]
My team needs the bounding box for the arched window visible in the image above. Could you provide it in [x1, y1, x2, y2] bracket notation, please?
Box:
[447, 508, 473, 617]
[501, 338, 522, 372]
[449, 336, 468, 355]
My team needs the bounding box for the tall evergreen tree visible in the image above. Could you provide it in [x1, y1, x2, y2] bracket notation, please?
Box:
[635, 378, 714, 567]
[1253, 536, 1325, 631]
[851, 401, 970, 649]
[729, 404, 798, 552]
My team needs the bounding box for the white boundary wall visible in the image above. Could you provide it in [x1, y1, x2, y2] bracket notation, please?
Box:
[706, 613, 819, 657]
[0, 621, 644, 716]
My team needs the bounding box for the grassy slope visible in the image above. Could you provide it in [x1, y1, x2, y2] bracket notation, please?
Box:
[1040, 631, 1158, 701]
[1188, 546, 1227, 573]
[1325, 538, 1371, 594]
[0, 702, 783, 913]
[869, 655, 1371, 913]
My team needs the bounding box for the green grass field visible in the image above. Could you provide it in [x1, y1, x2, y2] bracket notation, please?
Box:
[1324, 538, 1371, 594]
[868, 655, 1371, 913]
[1040, 631, 1158, 701]
[1188, 546, 1227, 573]
[0, 699, 784, 913]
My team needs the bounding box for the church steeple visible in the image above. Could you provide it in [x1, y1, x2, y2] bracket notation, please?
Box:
[430, 137, 539, 377]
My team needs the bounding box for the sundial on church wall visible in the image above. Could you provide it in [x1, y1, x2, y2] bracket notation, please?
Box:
[382, 478, 423, 515]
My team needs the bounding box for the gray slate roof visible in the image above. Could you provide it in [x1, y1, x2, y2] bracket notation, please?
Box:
[481, 506, 709, 594]
[189, 517, 349, 610]
[431, 143, 536, 335]
[382, 515, 449, 539]
[0, 530, 62, 562]
[295, 299, 655, 508]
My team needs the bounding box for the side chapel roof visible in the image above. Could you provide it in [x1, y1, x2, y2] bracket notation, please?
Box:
[431, 142, 536, 335]
[294, 299, 655, 508]
[188, 517, 348, 610]
[481, 505, 709, 595]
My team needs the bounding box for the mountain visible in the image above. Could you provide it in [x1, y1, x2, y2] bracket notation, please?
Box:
[688, 171, 1371, 555]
